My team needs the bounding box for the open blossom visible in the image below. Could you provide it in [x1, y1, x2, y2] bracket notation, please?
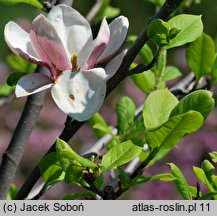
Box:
[4, 4, 129, 121]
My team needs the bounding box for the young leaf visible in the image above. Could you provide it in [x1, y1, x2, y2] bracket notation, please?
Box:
[201, 160, 215, 182]
[1, 0, 43, 9]
[169, 163, 192, 200]
[117, 167, 129, 189]
[143, 89, 178, 129]
[186, 33, 215, 81]
[56, 139, 97, 171]
[116, 97, 136, 137]
[130, 173, 175, 186]
[170, 90, 215, 120]
[145, 0, 165, 7]
[146, 111, 203, 149]
[127, 37, 154, 64]
[94, 0, 120, 23]
[6, 184, 17, 200]
[62, 191, 96, 200]
[131, 70, 156, 94]
[167, 14, 203, 49]
[64, 163, 84, 184]
[39, 152, 64, 190]
[88, 113, 108, 138]
[7, 55, 37, 73]
[193, 166, 215, 192]
[0, 82, 14, 98]
[209, 151, 217, 163]
[7, 72, 28, 86]
[162, 66, 182, 81]
[94, 174, 104, 189]
[148, 19, 170, 46]
[100, 140, 142, 172]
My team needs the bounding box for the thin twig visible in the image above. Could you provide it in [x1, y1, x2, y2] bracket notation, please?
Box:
[0, 67, 46, 200]
[86, 0, 103, 24]
[14, 0, 184, 200]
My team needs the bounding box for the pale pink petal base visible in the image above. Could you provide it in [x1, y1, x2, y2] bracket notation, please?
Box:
[30, 14, 71, 74]
[15, 73, 53, 97]
[4, 21, 39, 63]
[51, 69, 107, 121]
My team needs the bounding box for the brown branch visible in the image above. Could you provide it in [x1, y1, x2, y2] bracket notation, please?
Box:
[86, 0, 103, 24]
[0, 67, 46, 200]
[14, 0, 184, 200]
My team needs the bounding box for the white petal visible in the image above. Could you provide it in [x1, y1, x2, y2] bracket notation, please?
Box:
[30, 14, 71, 72]
[51, 68, 107, 121]
[97, 16, 129, 63]
[47, 4, 93, 67]
[15, 73, 53, 97]
[4, 21, 39, 63]
[105, 49, 127, 80]
[84, 18, 110, 69]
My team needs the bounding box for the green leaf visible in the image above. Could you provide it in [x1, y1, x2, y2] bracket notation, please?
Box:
[156, 49, 167, 77]
[7, 55, 37, 73]
[100, 140, 142, 172]
[131, 70, 156, 94]
[95, 174, 104, 189]
[130, 173, 175, 186]
[209, 151, 217, 163]
[143, 89, 178, 129]
[39, 152, 64, 190]
[170, 90, 215, 120]
[199, 192, 217, 200]
[145, 0, 165, 7]
[167, 15, 203, 49]
[146, 111, 203, 149]
[148, 19, 170, 46]
[117, 167, 129, 189]
[193, 166, 215, 192]
[169, 163, 192, 200]
[94, 0, 120, 23]
[128, 37, 154, 65]
[0, 0, 43, 9]
[186, 33, 216, 81]
[102, 6, 120, 19]
[6, 184, 17, 200]
[64, 163, 84, 184]
[162, 66, 182, 81]
[7, 72, 28, 86]
[210, 57, 217, 85]
[116, 97, 136, 137]
[201, 160, 215, 181]
[0, 82, 14, 98]
[62, 192, 96, 200]
[56, 139, 97, 171]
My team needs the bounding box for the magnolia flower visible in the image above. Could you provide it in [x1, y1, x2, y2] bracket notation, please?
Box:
[4, 4, 129, 121]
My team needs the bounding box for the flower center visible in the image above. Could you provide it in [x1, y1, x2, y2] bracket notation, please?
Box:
[71, 54, 79, 71]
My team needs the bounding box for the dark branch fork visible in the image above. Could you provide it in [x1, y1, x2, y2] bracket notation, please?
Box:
[0, 0, 183, 200]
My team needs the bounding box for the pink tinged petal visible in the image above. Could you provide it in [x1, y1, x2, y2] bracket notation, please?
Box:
[15, 73, 53, 97]
[4, 21, 39, 63]
[47, 4, 93, 68]
[51, 68, 107, 121]
[84, 18, 110, 69]
[104, 49, 127, 80]
[97, 16, 129, 63]
[30, 14, 71, 75]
